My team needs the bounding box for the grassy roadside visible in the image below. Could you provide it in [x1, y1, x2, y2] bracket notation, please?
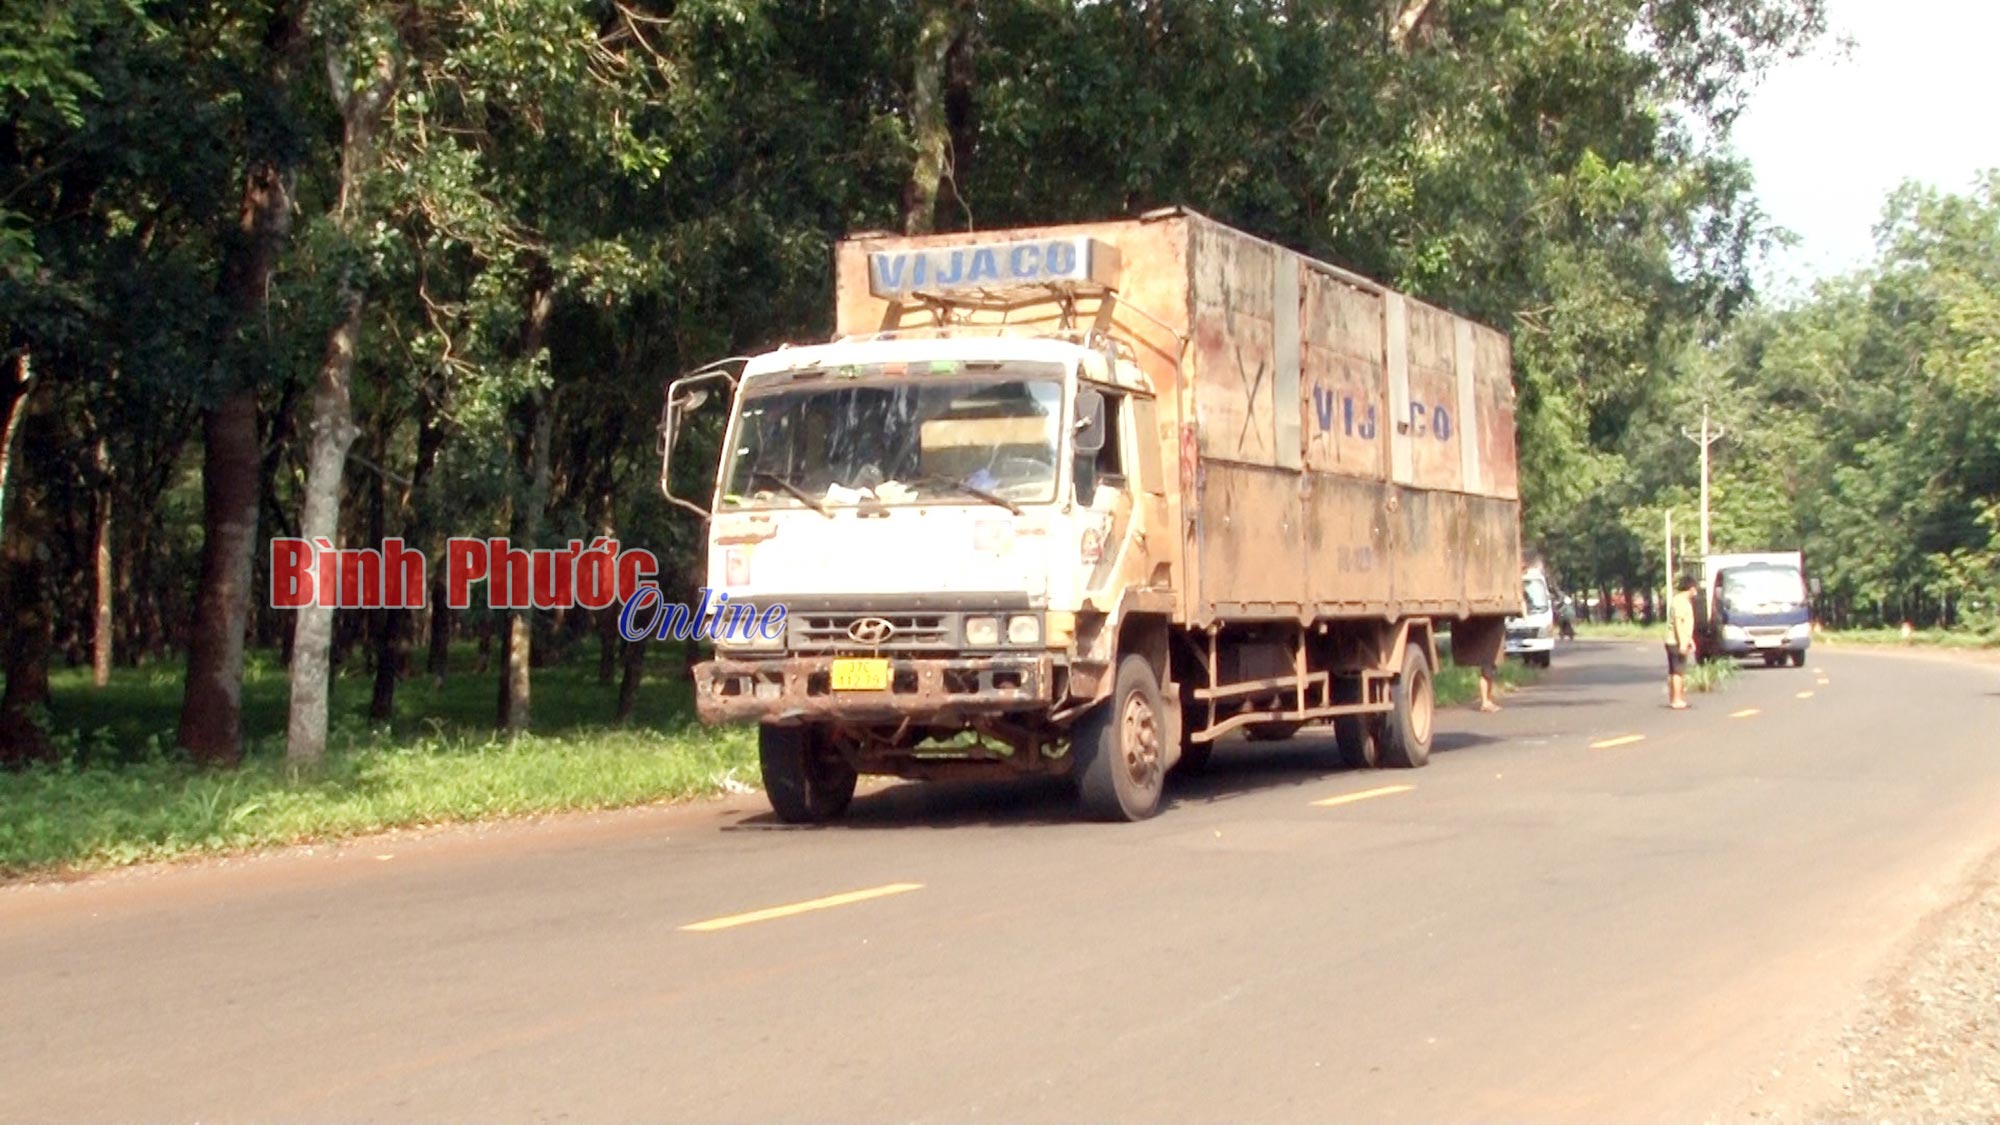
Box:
[1574, 620, 2000, 649]
[1436, 660, 1539, 706]
[2, 651, 759, 880]
[6, 645, 1546, 880]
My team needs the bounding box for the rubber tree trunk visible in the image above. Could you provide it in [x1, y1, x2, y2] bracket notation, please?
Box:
[286, 42, 395, 767]
[496, 285, 555, 735]
[179, 3, 303, 764]
[900, 0, 966, 235]
[92, 438, 113, 688]
[367, 406, 400, 721]
[0, 352, 31, 547]
[0, 392, 54, 767]
[616, 636, 646, 725]
[410, 381, 450, 688]
[179, 392, 265, 764]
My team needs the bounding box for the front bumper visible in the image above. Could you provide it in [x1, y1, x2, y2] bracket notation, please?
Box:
[1504, 635, 1554, 655]
[694, 653, 1055, 725]
[1715, 634, 1811, 657]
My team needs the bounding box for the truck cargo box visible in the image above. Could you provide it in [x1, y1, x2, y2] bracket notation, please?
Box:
[835, 209, 1522, 629]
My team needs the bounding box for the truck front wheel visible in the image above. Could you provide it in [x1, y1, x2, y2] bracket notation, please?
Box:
[1074, 654, 1167, 821]
[759, 724, 857, 824]
[1378, 642, 1435, 769]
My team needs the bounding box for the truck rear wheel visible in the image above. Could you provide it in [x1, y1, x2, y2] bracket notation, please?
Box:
[1074, 654, 1167, 821]
[1379, 642, 1434, 769]
[1790, 650, 1807, 668]
[1335, 714, 1378, 770]
[759, 724, 857, 824]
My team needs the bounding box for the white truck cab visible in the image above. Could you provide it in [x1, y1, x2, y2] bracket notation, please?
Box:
[1504, 566, 1555, 668]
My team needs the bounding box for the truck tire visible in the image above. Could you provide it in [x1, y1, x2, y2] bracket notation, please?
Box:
[1529, 651, 1551, 670]
[1074, 654, 1168, 821]
[1379, 642, 1435, 769]
[1335, 714, 1378, 770]
[1790, 650, 1807, 668]
[759, 724, 857, 824]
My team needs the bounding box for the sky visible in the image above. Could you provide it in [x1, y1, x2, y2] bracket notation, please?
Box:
[1730, 0, 2000, 292]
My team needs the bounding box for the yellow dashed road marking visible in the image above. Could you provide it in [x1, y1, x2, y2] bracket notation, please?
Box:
[1312, 784, 1414, 808]
[1796, 691, 1814, 700]
[682, 882, 924, 932]
[1590, 734, 1647, 750]
[1729, 708, 1761, 719]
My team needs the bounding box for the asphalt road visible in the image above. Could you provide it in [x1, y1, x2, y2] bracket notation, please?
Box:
[5, 640, 1999, 1122]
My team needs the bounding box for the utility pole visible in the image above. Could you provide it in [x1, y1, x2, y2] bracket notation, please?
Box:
[1664, 509, 1674, 599]
[1682, 402, 1725, 559]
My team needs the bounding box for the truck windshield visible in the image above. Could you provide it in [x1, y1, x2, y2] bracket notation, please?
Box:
[720, 367, 1066, 510]
[1523, 577, 1551, 615]
[1721, 567, 1806, 609]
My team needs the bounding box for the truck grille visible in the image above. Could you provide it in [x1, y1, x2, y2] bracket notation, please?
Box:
[791, 611, 956, 652]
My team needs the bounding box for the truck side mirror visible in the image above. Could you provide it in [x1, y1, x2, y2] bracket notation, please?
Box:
[1809, 577, 1822, 596]
[660, 363, 741, 519]
[1073, 386, 1107, 455]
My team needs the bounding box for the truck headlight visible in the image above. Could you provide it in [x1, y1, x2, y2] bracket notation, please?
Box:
[1007, 615, 1041, 645]
[964, 616, 1001, 646]
[1722, 624, 1748, 640]
[1786, 622, 1811, 640]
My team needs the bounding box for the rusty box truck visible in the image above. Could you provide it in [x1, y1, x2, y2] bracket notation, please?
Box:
[660, 209, 1524, 822]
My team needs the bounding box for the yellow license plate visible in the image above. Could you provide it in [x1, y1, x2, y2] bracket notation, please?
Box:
[830, 658, 890, 691]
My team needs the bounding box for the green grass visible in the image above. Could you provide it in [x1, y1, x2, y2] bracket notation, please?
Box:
[2, 647, 758, 879]
[1435, 659, 1539, 706]
[1571, 620, 1666, 640]
[1684, 657, 1738, 693]
[1819, 626, 2000, 649]
[7, 640, 1547, 879]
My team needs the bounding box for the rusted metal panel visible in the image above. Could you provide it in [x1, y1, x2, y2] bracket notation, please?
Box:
[1473, 324, 1518, 500]
[1461, 494, 1523, 611]
[1302, 473, 1393, 610]
[1299, 271, 1387, 479]
[1455, 319, 1483, 493]
[1404, 302, 1465, 492]
[1189, 221, 1279, 465]
[1271, 257, 1302, 470]
[1385, 293, 1413, 485]
[1196, 462, 1304, 614]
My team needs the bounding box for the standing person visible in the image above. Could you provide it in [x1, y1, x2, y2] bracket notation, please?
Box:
[1478, 660, 1502, 712]
[1667, 573, 1698, 709]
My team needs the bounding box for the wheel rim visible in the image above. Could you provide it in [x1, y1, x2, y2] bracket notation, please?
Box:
[1120, 691, 1162, 790]
[1409, 666, 1433, 744]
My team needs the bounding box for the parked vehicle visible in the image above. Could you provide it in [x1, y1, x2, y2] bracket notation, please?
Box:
[1695, 551, 1812, 667]
[1504, 566, 1555, 668]
[661, 209, 1526, 822]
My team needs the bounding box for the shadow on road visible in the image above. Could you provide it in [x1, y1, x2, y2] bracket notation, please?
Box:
[724, 728, 1511, 831]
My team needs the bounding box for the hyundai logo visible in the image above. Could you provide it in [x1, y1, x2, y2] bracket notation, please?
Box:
[847, 617, 896, 645]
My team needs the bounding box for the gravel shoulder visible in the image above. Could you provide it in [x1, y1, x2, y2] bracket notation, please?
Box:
[1810, 843, 2000, 1122]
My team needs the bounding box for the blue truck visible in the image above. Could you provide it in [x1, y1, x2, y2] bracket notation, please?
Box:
[1696, 551, 1812, 668]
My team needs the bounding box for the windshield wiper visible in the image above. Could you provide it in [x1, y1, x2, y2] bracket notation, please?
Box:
[748, 470, 832, 517]
[916, 474, 1021, 514]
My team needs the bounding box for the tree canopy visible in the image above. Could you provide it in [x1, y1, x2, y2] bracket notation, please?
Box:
[5, 0, 1894, 769]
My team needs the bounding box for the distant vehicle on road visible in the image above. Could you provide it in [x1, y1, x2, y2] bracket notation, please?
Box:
[1505, 566, 1556, 668]
[1695, 551, 1811, 668]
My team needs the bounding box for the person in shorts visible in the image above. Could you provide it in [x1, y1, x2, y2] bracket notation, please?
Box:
[1666, 573, 1697, 709]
